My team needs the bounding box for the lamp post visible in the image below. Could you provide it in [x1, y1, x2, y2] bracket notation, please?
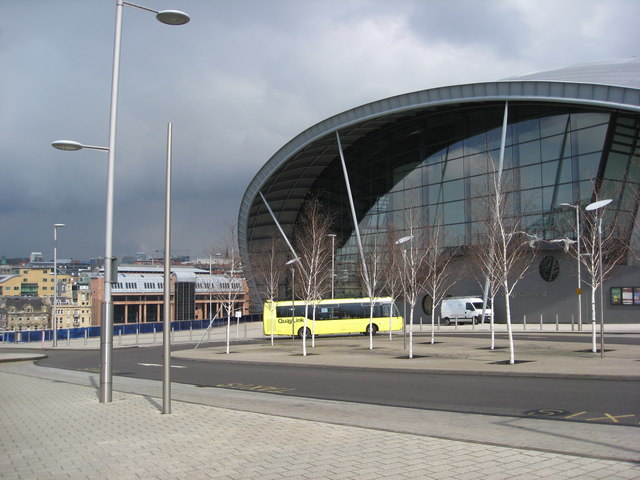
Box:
[328, 234, 336, 299]
[162, 122, 173, 414]
[52, 223, 65, 347]
[51, 1, 189, 404]
[558, 203, 583, 331]
[585, 198, 612, 358]
[394, 235, 413, 351]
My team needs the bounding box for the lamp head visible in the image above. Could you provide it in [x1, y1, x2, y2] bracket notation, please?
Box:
[54, 224, 66, 228]
[586, 199, 613, 212]
[52, 140, 83, 151]
[395, 235, 413, 245]
[156, 9, 190, 25]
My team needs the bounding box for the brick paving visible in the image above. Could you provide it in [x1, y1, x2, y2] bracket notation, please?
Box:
[1, 369, 639, 480]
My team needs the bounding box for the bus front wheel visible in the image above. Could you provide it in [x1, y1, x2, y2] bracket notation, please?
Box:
[365, 324, 378, 335]
[297, 327, 311, 339]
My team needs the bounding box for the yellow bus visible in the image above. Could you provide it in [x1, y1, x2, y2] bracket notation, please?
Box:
[263, 297, 403, 338]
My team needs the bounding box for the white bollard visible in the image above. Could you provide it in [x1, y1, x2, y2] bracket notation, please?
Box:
[119, 330, 122, 345]
[523, 314, 527, 331]
[540, 314, 543, 331]
[555, 313, 559, 331]
[571, 314, 575, 331]
[67, 329, 70, 346]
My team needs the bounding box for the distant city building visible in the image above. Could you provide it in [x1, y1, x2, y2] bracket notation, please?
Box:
[0, 266, 71, 299]
[29, 252, 44, 263]
[0, 296, 51, 332]
[90, 265, 249, 326]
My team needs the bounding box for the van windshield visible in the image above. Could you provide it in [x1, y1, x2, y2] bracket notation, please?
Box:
[472, 301, 490, 310]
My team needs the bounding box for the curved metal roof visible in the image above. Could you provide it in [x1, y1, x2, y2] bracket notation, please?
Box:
[501, 57, 640, 89]
[238, 58, 640, 272]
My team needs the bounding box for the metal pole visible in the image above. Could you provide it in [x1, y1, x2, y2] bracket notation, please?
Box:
[576, 206, 582, 331]
[53, 226, 59, 347]
[329, 234, 336, 299]
[336, 131, 370, 289]
[100, 0, 124, 404]
[162, 122, 173, 414]
[481, 101, 508, 324]
[598, 215, 605, 358]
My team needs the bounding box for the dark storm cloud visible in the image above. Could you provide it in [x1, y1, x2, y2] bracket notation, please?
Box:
[1, 0, 639, 261]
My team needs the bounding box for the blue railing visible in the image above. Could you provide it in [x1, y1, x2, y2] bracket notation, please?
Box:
[0, 313, 262, 344]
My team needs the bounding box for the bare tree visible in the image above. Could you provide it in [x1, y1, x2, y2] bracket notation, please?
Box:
[466, 241, 501, 349]
[250, 238, 286, 346]
[292, 198, 332, 355]
[575, 197, 628, 352]
[382, 226, 404, 341]
[421, 220, 458, 345]
[480, 172, 539, 364]
[359, 231, 387, 349]
[396, 207, 431, 359]
[218, 226, 244, 354]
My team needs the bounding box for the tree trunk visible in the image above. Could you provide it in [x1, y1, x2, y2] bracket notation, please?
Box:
[591, 286, 597, 353]
[504, 283, 515, 364]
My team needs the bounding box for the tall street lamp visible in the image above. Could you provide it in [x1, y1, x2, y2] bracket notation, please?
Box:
[558, 203, 583, 331]
[286, 257, 300, 345]
[328, 234, 336, 299]
[51, 1, 189, 403]
[394, 235, 413, 351]
[52, 223, 65, 347]
[585, 198, 612, 358]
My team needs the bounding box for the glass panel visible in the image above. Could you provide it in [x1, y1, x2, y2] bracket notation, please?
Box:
[574, 124, 608, 155]
[520, 164, 542, 190]
[514, 118, 540, 143]
[540, 134, 564, 162]
[552, 184, 574, 208]
[489, 146, 514, 169]
[570, 112, 609, 130]
[443, 157, 464, 181]
[578, 180, 595, 203]
[520, 189, 542, 213]
[540, 114, 569, 137]
[603, 152, 629, 181]
[487, 124, 513, 150]
[428, 184, 444, 205]
[542, 161, 559, 186]
[577, 152, 601, 181]
[447, 141, 465, 159]
[517, 140, 541, 166]
[465, 152, 492, 177]
[424, 163, 443, 185]
[443, 179, 464, 202]
[443, 200, 465, 224]
[444, 223, 465, 246]
[464, 132, 488, 156]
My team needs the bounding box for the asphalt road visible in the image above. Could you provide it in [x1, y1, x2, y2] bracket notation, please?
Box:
[33, 342, 640, 427]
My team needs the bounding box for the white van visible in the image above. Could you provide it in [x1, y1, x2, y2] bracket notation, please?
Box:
[440, 297, 492, 325]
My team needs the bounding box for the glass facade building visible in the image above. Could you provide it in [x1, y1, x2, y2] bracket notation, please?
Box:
[239, 59, 640, 322]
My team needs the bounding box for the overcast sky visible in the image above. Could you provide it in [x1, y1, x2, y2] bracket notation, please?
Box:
[1, 0, 638, 261]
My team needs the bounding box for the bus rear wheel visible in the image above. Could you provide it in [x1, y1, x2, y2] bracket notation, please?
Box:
[297, 327, 311, 339]
[365, 324, 378, 335]
[443, 318, 451, 326]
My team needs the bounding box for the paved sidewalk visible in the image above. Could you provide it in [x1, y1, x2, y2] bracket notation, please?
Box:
[1, 322, 639, 479]
[1, 364, 639, 480]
